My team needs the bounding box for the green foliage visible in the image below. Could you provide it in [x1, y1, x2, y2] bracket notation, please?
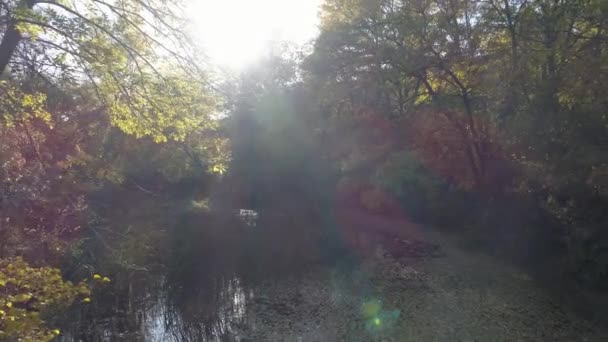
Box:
[223, 54, 333, 211]
[308, 0, 608, 287]
[0, 5, 228, 338]
[372, 152, 442, 200]
[0, 81, 51, 127]
[0, 257, 90, 341]
[0, 0, 227, 258]
[371, 152, 444, 218]
[104, 70, 220, 143]
[1, 0, 218, 142]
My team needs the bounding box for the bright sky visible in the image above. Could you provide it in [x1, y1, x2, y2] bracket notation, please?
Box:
[189, 0, 322, 70]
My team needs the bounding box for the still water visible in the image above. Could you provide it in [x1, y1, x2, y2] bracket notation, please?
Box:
[55, 210, 606, 341]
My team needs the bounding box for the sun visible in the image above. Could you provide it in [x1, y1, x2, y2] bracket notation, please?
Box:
[189, 0, 322, 70]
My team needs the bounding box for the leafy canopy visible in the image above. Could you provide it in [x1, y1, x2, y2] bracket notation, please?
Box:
[0, 257, 90, 341]
[1, 0, 219, 142]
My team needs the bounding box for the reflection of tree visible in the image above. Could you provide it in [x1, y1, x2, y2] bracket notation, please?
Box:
[57, 269, 248, 341]
[157, 213, 252, 341]
[159, 276, 247, 342]
[58, 203, 331, 340]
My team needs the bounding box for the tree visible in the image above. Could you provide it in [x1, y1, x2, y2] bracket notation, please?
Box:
[307, 0, 608, 286]
[0, 0, 218, 142]
[307, 0, 494, 188]
[0, 257, 91, 341]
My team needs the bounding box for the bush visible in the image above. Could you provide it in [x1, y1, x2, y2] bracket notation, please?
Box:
[0, 257, 90, 341]
[371, 152, 445, 220]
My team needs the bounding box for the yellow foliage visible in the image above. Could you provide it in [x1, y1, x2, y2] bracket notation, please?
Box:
[0, 81, 52, 128]
[0, 258, 91, 341]
[103, 70, 219, 144]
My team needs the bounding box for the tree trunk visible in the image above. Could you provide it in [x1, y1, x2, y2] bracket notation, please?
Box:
[420, 74, 485, 189]
[0, 0, 37, 75]
[503, 0, 519, 119]
[0, 23, 21, 75]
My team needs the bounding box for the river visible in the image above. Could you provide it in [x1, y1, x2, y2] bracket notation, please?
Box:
[55, 208, 607, 341]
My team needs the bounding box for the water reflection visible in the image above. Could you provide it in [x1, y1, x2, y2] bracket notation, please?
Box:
[58, 273, 250, 341]
[237, 209, 258, 227]
[146, 277, 248, 342]
[57, 209, 329, 341]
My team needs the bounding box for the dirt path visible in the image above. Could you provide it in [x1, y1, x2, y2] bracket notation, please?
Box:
[238, 210, 607, 341]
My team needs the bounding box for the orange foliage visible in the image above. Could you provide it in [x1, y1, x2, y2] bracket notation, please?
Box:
[405, 109, 514, 192]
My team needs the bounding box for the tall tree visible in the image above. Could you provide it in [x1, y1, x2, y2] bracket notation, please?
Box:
[0, 0, 217, 142]
[308, 0, 608, 285]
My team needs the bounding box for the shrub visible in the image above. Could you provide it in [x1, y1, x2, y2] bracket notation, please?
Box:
[371, 152, 445, 220]
[0, 257, 90, 341]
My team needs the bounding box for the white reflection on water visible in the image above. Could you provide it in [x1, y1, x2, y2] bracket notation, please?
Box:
[237, 209, 258, 227]
[145, 277, 248, 342]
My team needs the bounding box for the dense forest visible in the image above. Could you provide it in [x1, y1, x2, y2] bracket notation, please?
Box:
[1, 0, 607, 340]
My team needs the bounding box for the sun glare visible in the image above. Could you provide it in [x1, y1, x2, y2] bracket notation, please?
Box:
[189, 0, 322, 69]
